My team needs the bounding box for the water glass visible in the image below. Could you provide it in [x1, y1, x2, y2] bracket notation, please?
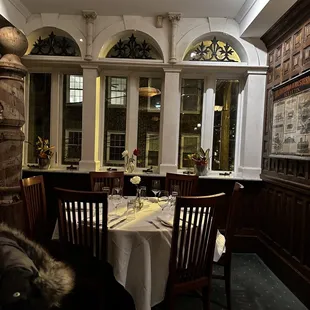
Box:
[111, 187, 123, 215]
[152, 180, 161, 197]
[127, 199, 136, 220]
[140, 186, 147, 200]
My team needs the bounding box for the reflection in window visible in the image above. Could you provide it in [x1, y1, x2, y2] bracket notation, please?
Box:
[104, 77, 127, 165]
[62, 74, 83, 164]
[178, 79, 203, 168]
[28, 73, 51, 163]
[68, 75, 83, 103]
[137, 77, 162, 167]
[212, 80, 239, 171]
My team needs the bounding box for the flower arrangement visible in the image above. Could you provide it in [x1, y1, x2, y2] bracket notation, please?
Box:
[130, 176, 143, 210]
[130, 176, 141, 185]
[122, 149, 140, 173]
[36, 136, 54, 159]
[188, 148, 210, 176]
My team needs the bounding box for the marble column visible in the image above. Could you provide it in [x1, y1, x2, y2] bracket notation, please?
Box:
[0, 27, 28, 228]
[168, 13, 181, 64]
[159, 69, 181, 174]
[82, 10, 97, 61]
[79, 66, 100, 171]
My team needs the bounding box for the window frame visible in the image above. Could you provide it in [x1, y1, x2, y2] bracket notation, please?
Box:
[180, 134, 201, 169]
[106, 130, 126, 164]
[63, 129, 82, 164]
[106, 76, 128, 108]
[66, 74, 83, 105]
[145, 132, 160, 167]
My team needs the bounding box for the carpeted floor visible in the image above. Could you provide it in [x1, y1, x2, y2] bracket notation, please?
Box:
[153, 253, 308, 310]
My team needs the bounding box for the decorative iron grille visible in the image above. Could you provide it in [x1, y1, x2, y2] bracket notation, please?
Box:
[188, 37, 240, 62]
[30, 32, 81, 56]
[107, 34, 154, 59]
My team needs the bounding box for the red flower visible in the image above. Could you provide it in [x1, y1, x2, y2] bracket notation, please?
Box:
[133, 149, 140, 156]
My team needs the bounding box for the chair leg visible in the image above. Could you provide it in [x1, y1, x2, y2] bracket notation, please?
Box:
[202, 285, 211, 310]
[224, 263, 231, 310]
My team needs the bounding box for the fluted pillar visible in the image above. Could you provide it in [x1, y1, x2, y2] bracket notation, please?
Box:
[0, 27, 28, 229]
[168, 13, 181, 64]
[82, 10, 97, 61]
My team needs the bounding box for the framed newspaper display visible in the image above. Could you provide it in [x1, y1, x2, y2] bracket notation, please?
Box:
[271, 70, 310, 159]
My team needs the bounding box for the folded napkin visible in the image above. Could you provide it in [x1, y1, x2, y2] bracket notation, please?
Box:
[158, 201, 169, 209]
[157, 213, 174, 227]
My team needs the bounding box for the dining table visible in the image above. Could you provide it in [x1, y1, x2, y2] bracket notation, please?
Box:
[52, 196, 226, 310]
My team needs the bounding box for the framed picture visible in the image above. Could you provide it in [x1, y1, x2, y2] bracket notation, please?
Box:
[270, 70, 310, 159]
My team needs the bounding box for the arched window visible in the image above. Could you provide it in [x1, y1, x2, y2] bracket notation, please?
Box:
[106, 33, 161, 59]
[30, 31, 81, 56]
[184, 37, 241, 62]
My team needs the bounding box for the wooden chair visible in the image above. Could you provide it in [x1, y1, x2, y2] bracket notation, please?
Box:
[165, 193, 226, 310]
[90, 171, 124, 193]
[20, 175, 48, 241]
[54, 187, 108, 261]
[165, 173, 198, 196]
[212, 182, 244, 310]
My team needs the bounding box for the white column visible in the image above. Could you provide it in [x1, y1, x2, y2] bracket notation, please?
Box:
[79, 66, 100, 171]
[126, 74, 139, 153]
[238, 71, 267, 179]
[82, 10, 97, 61]
[50, 72, 61, 167]
[168, 13, 181, 64]
[159, 69, 181, 174]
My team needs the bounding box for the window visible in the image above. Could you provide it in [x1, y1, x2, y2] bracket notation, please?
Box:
[62, 75, 83, 165]
[27, 73, 51, 163]
[106, 132, 126, 163]
[64, 130, 82, 163]
[106, 77, 127, 106]
[137, 77, 162, 167]
[212, 80, 239, 171]
[103, 77, 127, 166]
[68, 75, 83, 104]
[178, 79, 203, 168]
[180, 135, 200, 168]
[145, 133, 159, 167]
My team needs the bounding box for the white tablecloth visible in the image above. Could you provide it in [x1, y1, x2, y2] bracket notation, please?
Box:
[52, 198, 225, 310]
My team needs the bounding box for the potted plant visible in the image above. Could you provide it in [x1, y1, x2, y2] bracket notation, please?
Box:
[188, 148, 210, 176]
[36, 136, 54, 169]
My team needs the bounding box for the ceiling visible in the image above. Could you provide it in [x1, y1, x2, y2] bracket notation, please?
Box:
[19, 0, 248, 18]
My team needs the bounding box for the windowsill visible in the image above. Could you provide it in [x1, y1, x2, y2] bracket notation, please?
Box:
[22, 166, 262, 181]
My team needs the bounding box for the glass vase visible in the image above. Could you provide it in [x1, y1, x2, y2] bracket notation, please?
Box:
[135, 187, 143, 210]
[194, 164, 208, 176]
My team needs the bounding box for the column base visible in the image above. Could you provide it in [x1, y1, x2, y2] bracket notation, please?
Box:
[159, 164, 177, 174]
[79, 160, 100, 171]
[238, 166, 261, 179]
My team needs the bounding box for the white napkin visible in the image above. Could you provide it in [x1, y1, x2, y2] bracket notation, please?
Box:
[157, 213, 174, 227]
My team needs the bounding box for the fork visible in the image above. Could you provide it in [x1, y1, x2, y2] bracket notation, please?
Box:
[147, 220, 160, 229]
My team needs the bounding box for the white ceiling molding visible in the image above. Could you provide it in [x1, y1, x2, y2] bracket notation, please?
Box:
[8, 0, 31, 19]
[235, 0, 257, 24]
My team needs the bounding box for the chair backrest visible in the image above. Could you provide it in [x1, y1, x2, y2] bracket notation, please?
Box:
[54, 188, 108, 261]
[224, 182, 244, 258]
[20, 175, 47, 240]
[90, 171, 124, 192]
[168, 193, 225, 291]
[165, 173, 198, 196]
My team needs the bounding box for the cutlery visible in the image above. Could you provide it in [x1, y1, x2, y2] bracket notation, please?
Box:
[109, 218, 126, 229]
[147, 220, 161, 229]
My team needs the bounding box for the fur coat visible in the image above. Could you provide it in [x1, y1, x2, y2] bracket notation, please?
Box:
[0, 223, 75, 309]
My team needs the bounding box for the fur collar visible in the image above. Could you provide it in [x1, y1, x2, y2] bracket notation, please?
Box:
[0, 223, 75, 308]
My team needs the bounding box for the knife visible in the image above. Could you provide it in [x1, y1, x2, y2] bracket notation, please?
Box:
[109, 218, 126, 229]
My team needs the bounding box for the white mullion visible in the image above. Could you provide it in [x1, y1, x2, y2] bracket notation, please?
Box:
[203, 75, 216, 168]
[99, 72, 106, 167]
[23, 73, 30, 166]
[125, 73, 139, 155]
[50, 72, 61, 167]
[58, 74, 64, 166]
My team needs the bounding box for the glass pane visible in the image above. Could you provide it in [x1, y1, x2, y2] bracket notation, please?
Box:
[62, 74, 83, 164]
[137, 77, 162, 168]
[104, 77, 127, 165]
[28, 73, 51, 163]
[212, 80, 239, 171]
[178, 79, 203, 169]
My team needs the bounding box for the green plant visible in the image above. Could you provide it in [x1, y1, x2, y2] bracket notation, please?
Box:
[188, 148, 210, 166]
[36, 136, 54, 159]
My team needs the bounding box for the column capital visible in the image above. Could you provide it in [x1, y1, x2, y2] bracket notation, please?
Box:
[82, 10, 97, 22]
[81, 64, 99, 72]
[168, 13, 182, 23]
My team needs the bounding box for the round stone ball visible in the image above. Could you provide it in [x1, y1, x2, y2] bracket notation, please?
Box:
[0, 27, 28, 57]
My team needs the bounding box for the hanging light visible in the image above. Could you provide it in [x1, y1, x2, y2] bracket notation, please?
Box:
[139, 87, 161, 97]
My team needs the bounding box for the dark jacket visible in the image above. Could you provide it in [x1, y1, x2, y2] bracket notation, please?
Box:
[0, 223, 74, 310]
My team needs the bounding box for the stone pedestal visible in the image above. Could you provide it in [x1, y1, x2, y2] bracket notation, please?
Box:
[0, 27, 28, 225]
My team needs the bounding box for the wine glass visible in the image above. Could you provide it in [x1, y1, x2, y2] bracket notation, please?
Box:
[151, 180, 161, 197]
[170, 185, 180, 207]
[113, 178, 121, 194]
[140, 186, 147, 200]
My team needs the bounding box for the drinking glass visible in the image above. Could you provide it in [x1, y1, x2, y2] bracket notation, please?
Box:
[113, 178, 122, 194]
[102, 187, 110, 195]
[127, 199, 136, 220]
[140, 186, 147, 200]
[170, 185, 180, 207]
[111, 187, 123, 215]
[151, 180, 161, 197]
